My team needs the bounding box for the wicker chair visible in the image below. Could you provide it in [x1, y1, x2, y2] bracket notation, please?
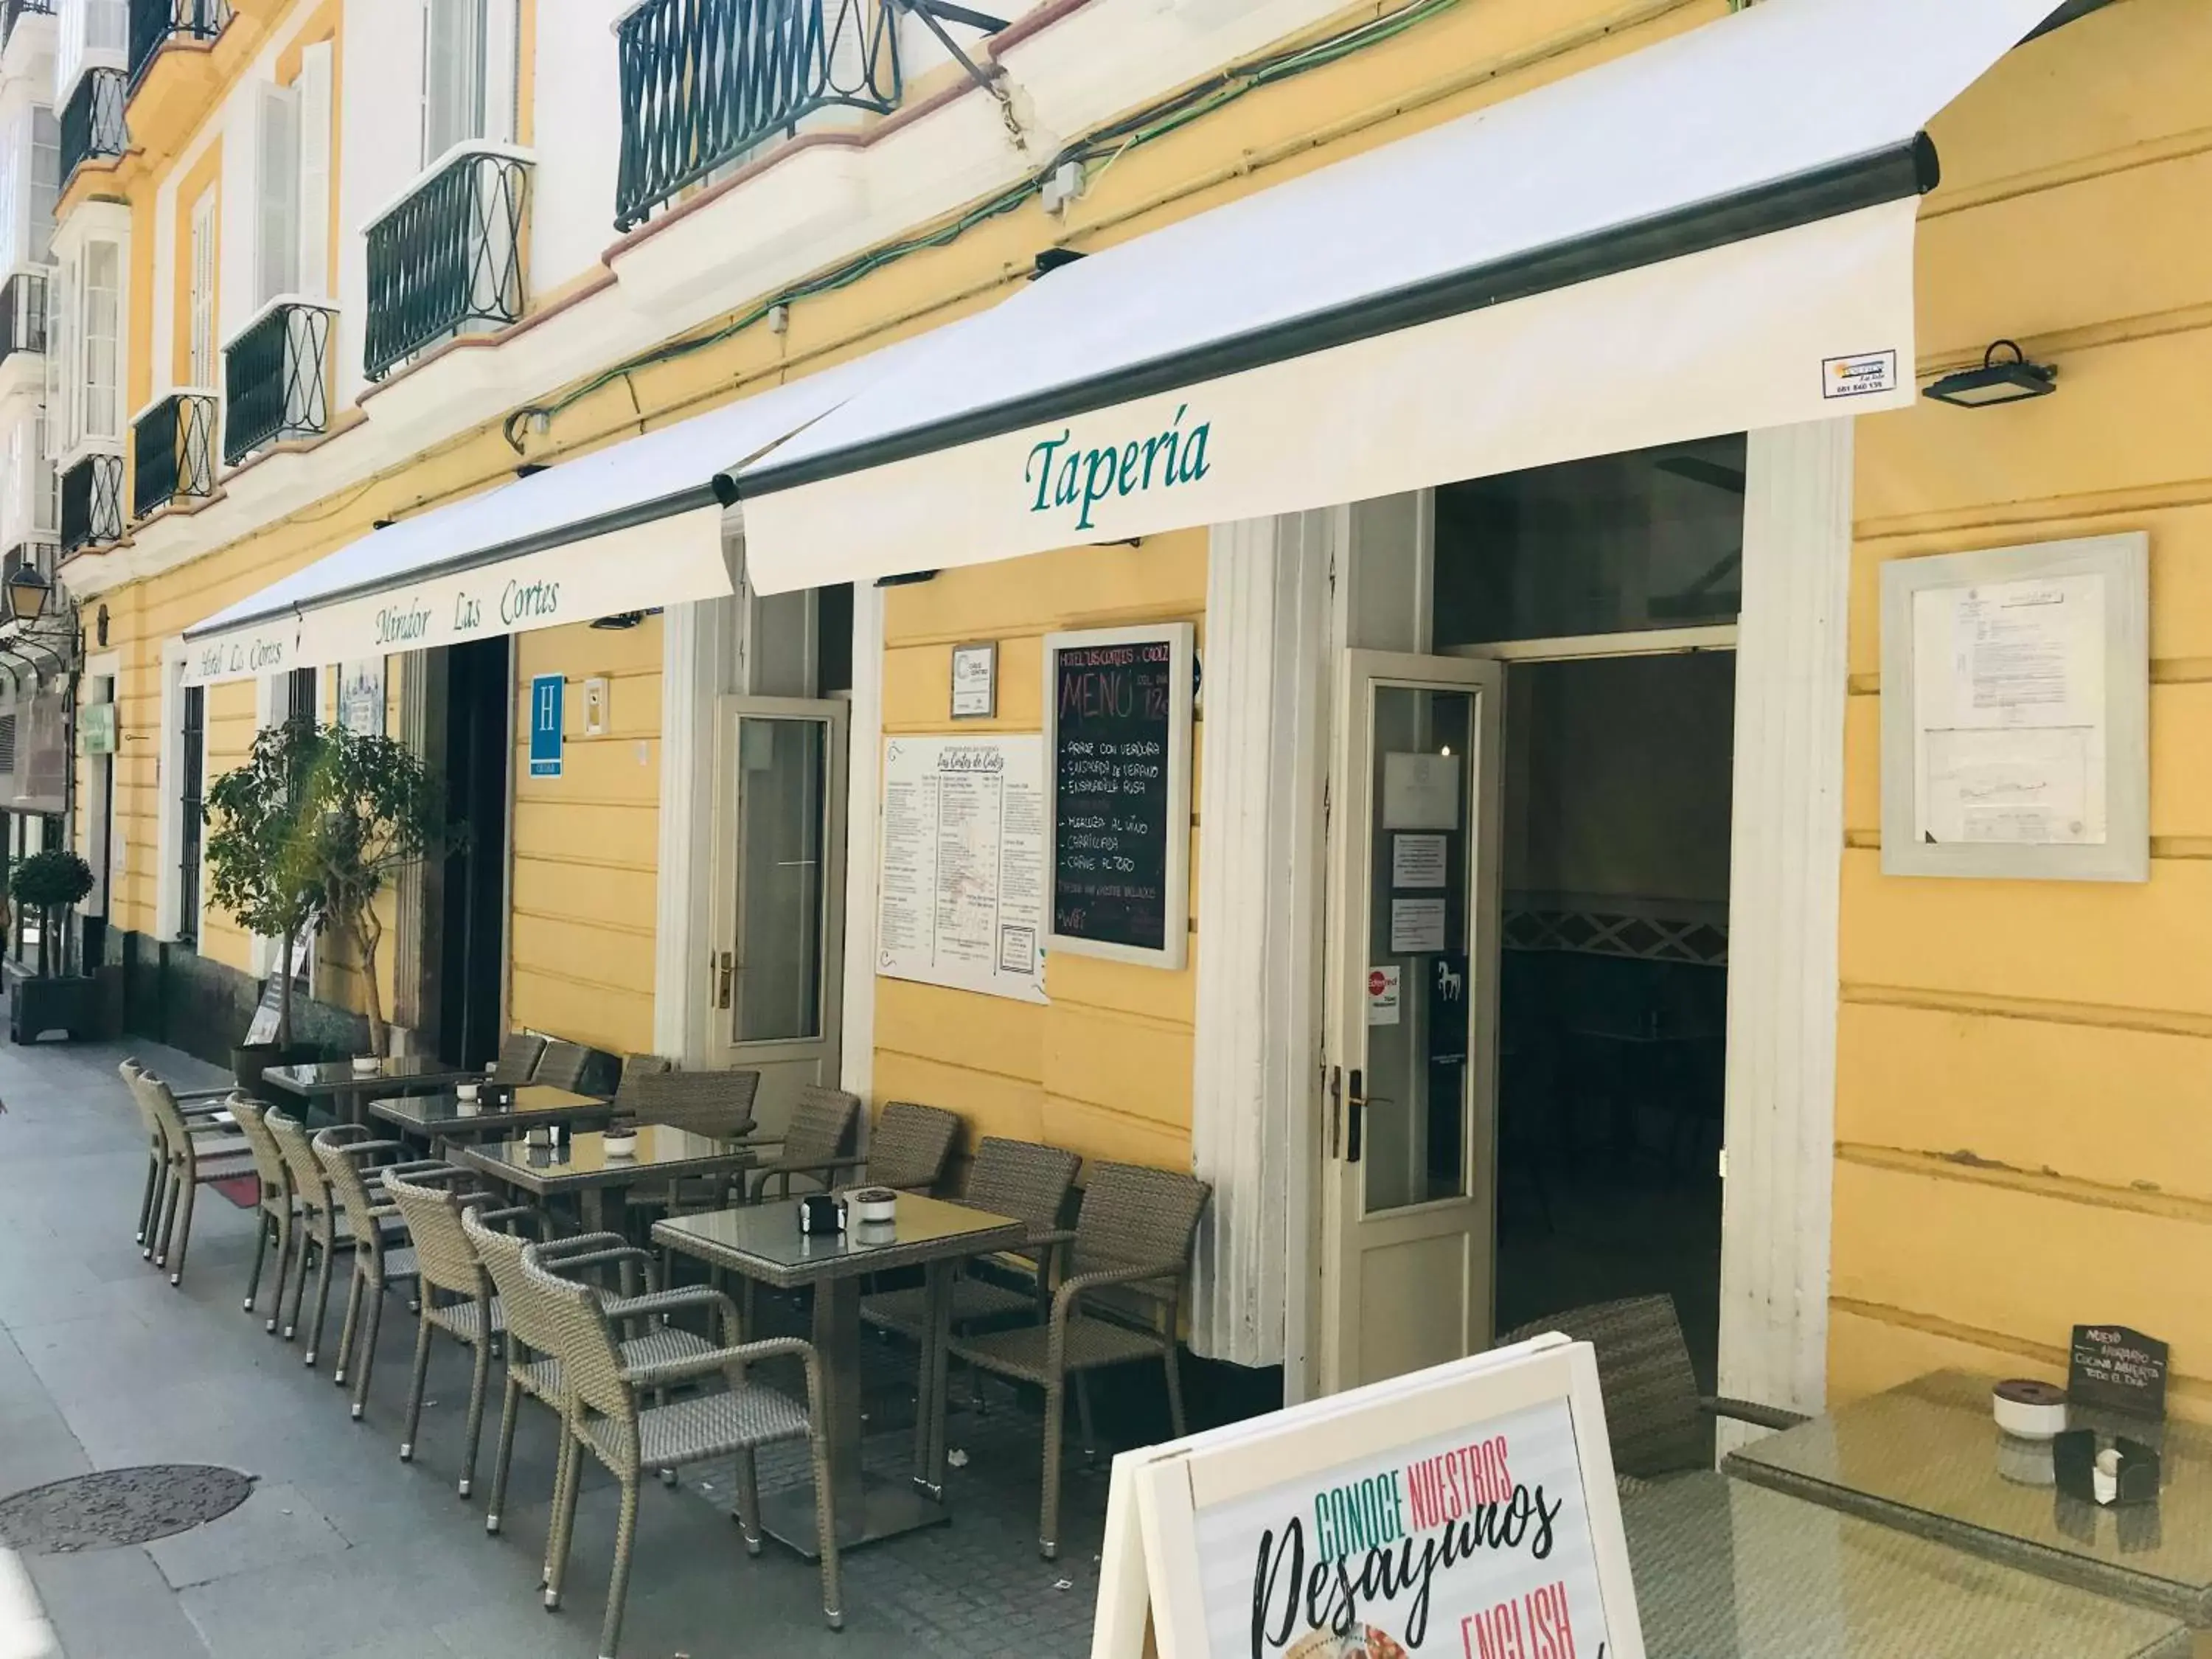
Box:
[521, 1242, 844, 1655]
[225, 1095, 301, 1327]
[744, 1085, 861, 1202]
[312, 1127, 446, 1413]
[462, 1206, 724, 1541]
[861, 1102, 960, 1194]
[947, 1162, 1211, 1559]
[130, 1068, 255, 1289]
[861, 1136, 1080, 1342]
[120, 1060, 229, 1251]
[610, 1052, 675, 1109]
[532, 1040, 593, 1093]
[1495, 1294, 1807, 1479]
[622, 1068, 759, 1218]
[379, 1167, 524, 1497]
[266, 1105, 378, 1365]
[492, 1033, 546, 1087]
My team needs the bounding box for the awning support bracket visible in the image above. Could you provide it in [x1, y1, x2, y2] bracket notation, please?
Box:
[893, 0, 1011, 100]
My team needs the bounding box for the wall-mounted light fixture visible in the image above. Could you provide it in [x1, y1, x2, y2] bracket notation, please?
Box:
[1925, 340, 2059, 409]
[875, 570, 939, 588]
[4, 562, 51, 625]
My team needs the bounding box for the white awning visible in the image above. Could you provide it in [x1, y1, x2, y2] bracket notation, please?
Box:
[731, 0, 2054, 594]
[179, 341, 931, 685]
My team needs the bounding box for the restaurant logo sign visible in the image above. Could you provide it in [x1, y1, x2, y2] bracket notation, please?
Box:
[1025, 403, 1212, 532]
[1199, 1397, 1613, 1659]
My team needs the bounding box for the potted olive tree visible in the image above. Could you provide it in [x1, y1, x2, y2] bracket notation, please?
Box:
[7, 849, 97, 1042]
[204, 716, 326, 1088]
[302, 723, 459, 1060]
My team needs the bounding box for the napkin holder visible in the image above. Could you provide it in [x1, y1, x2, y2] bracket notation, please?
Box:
[2052, 1428, 2160, 1507]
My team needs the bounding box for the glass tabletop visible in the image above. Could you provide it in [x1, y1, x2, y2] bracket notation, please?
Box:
[654, 1193, 1026, 1287]
[1623, 1472, 2188, 1658]
[1725, 1371, 2212, 1613]
[459, 1124, 756, 1190]
[261, 1055, 484, 1096]
[368, 1085, 610, 1134]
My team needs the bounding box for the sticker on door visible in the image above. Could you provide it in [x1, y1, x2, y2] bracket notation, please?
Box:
[1366, 965, 1401, 1026]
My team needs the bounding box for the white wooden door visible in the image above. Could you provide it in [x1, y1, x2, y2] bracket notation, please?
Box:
[706, 695, 849, 1139]
[1320, 651, 1504, 1394]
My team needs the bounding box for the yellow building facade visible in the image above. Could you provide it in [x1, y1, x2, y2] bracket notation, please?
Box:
[24, 0, 2210, 1417]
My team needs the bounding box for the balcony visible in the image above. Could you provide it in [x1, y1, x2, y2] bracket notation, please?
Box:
[58, 451, 121, 553]
[131, 389, 215, 519]
[60, 67, 127, 184]
[613, 0, 899, 232]
[364, 145, 530, 382]
[0, 272, 44, 364]
[222, 298, 333, 466]
[1, 0, 55, 49]
[126, 0, 227, 91]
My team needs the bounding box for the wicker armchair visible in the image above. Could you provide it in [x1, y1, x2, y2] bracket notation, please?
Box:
[491, 1033, 546, 1086]
[379, 1167, 524, 1497]
[128, 1068, 254, 1290]
[312, 1127, 446, 1413]
[623, 1068, 759, 1218]
[225, 1095, 301, 1327]
[862, 1101, 960, 1194]
[521, 1242, 844, 1655]
[947, 1162, 1211, 1559]
[862, 1136, 1079, 1342]
[611, 1051, 675, 1110]
[532, 1040, 593, 1092]
[462, 1206, 723, 1541]
[266, 1105, 379, 1366]
[744, 1085, 861, 1203]
[1496, 1294, 1808, 1478]
[120, 1059, 229, 1251]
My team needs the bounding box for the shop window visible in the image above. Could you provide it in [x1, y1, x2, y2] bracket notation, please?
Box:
[1432, 434, 1747, 647]
[177, 683, 204, 944]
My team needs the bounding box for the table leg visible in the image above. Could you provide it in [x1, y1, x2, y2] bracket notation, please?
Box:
[579, 1187, 608, 1235]
[755, 1273, 952, 1559]
[913, 1263, 953, 1499]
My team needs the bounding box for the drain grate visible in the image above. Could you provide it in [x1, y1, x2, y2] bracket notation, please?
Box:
[0, 1465, 255, 1554]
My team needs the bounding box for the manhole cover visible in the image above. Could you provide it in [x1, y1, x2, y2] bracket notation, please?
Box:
[0, 1465, 255, 1553]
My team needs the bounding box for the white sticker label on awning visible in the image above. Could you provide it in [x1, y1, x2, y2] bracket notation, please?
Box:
[1823, 349, 1900, 400]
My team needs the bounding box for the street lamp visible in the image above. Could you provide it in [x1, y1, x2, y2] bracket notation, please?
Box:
[4, 561, 51, 625]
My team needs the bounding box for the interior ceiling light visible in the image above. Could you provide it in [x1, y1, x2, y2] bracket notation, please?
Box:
[1925, 340, 2059, 409]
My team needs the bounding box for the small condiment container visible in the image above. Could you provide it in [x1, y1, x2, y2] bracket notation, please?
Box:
[350, 1054, 380, 1076]
[849, 1186, 898, 1225]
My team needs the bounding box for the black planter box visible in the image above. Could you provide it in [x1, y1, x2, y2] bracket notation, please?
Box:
[5, 962, 101, 1043]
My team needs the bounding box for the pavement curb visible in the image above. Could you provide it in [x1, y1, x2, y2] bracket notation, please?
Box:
[0, 1548, 60, 1659]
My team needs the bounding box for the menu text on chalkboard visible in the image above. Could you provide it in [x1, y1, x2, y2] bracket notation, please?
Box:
[1044, 625, 1193, 970]
[2069, 1323, 2168, 1419]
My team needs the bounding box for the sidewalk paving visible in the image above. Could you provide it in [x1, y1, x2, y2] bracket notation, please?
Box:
[0, 1032, 1115, 1658]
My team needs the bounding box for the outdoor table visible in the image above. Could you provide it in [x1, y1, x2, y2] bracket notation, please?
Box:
[653, 1192, 1026, 1558]
[260, 1056, 487, 1125]
[453, 1124, 757, 1234]
[1621, 1470, 2189, 1657]
[1725, 1369, 2212, 1630]
[367, 1083, 613, 1146]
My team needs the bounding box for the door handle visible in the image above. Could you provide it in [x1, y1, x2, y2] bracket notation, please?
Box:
[1328, 1065, 1342, 1159]
[715, 950, 734, 1010]
[1346, 1068, 1365, 1164]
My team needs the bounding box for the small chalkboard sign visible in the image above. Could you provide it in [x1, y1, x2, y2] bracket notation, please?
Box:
[2069, 1323, 2168, 1419]
[242, 975, 285, 1047]
[1043, 622, 1194, 970]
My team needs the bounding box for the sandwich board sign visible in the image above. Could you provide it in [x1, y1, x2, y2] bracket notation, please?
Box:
[1093, 1336, 1642, 1659]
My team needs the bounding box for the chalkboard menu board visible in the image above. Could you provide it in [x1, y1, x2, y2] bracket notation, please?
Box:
[2069, 1323, 2168, 1419]
[1044, 623, 1194, 970]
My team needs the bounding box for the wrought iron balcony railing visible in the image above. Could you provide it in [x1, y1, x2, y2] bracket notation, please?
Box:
[0, 272, 45, 363]
[1, 0, 57, 50]
[223, 299, 333, 466]
[126, 0, 229, 91]
[131, 389, 216, 519]
[364, 145, 530, 382]
[58, 452, 122, 553]
[614, 0, 900, 232]
[60, 66, 127, 183]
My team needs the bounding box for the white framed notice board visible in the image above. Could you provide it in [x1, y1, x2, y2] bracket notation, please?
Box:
[1880, 532, 2149, 883]
[1043, 622, 1195, 970]
[1093, 1336, 1643, 1659]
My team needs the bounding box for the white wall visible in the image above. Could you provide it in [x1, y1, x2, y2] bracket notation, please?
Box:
[334, 4, 419, 406]
[529, 0, 626, 288]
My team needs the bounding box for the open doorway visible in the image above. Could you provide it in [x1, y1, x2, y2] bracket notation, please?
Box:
[434, 635, 511, 1068]
[1492, 651, 1733, 1396]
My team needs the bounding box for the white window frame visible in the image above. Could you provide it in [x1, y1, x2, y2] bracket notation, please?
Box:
[187, 186, 218, 390]
[78, 236, 122, 443]
[255, 80, 299, 308]
[294, 42, 333, 300]
[154, 644, 200, 944]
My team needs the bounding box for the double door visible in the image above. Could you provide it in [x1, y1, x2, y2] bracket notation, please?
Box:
[1321, 652, 1503, 1394]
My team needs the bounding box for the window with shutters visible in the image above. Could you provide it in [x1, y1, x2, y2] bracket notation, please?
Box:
[256, 81, 298, 306]
[421, 0, 487, 164]
[187, 187, 216, 387]
[30, 410, 52, 535]
[26, 111, 58, 270]
[295, 44, 332, 299]
[44, 256, 71, 446]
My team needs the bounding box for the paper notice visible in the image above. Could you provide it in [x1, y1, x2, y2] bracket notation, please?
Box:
[1382, 754, 1461, 830]
[1912, 574, 2107, 846]
[1391, 833, 1449, 889]
[1388, 897, 1448, 954]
